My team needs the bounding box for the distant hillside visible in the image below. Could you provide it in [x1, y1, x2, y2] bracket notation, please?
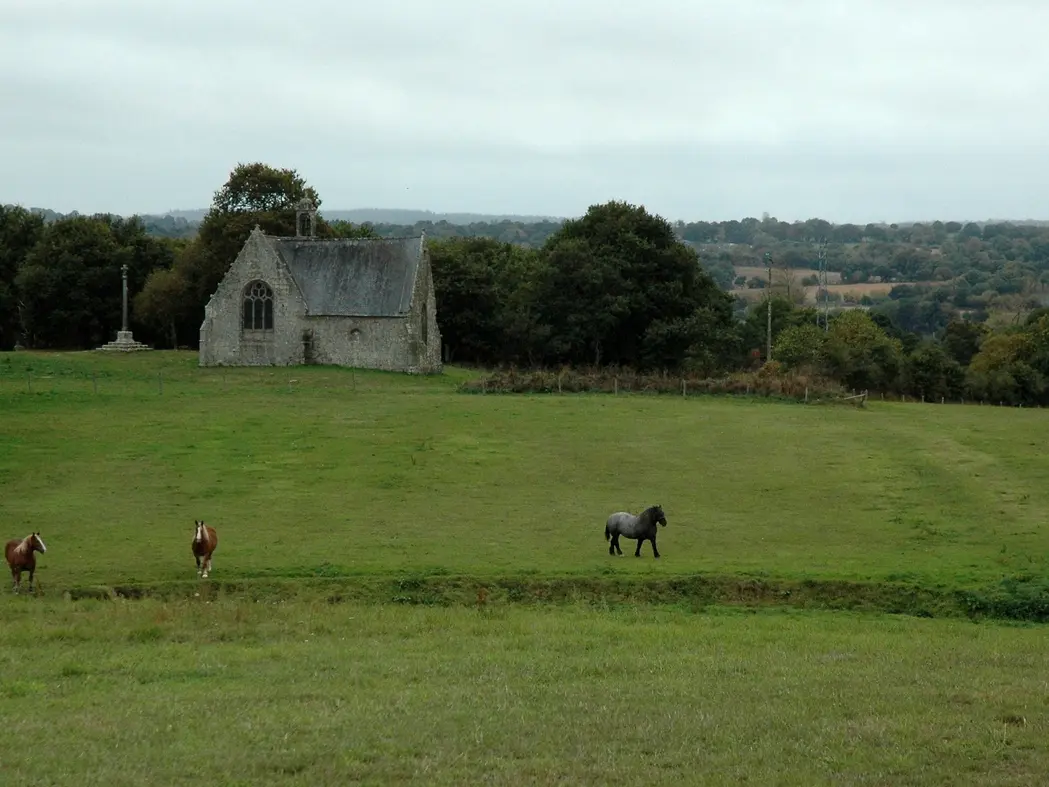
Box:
[161, 208, 207, 222]
[11, 204, 1046, 229]
[161, 207, 567, 225]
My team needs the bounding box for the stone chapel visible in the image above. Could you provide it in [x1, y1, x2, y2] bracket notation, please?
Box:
[198, 199, 442, 373]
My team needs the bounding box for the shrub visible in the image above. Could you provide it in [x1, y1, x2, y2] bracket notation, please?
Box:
[459, 365, 851, 403]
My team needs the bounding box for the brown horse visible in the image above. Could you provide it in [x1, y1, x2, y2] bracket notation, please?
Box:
[191, 520, 218, 578]
[5, 532, 47, 593]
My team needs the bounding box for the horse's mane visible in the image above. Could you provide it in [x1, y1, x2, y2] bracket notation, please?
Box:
[13, 535, 32, 555]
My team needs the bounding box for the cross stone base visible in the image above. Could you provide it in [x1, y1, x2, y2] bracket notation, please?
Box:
[97, 330, 152, 352]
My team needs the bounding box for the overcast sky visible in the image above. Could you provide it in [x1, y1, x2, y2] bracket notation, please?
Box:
[2, 0, 1047, 224]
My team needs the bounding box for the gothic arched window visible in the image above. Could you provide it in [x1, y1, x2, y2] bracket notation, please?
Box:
[243, 280, 274, 330]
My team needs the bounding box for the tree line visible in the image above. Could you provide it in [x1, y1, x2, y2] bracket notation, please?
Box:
[371, 215, 1049, 344]
[4, 163, 1049, 405]
[22, 202, 1049, 303]
[13, 198, 1049, 341]
[432, 225, 1049, 406]
[0, 207, 181, 350]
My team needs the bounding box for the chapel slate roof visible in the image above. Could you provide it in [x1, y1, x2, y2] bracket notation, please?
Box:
[271, 235, 425, 317]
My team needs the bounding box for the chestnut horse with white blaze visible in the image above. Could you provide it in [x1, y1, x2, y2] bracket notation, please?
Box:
[5, 532, 47, 593]
[191, 520, 218, 578]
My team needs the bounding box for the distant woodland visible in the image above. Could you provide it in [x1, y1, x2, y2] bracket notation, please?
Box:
[17, 202, 1049, 336]
[6, 162, 1049, 405]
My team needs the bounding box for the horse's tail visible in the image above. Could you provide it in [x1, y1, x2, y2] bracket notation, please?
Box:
[605, 523, 611, 541]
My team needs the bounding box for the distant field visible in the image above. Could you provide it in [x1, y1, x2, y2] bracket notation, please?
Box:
[733, 265, 843, 284]
[731, 283, 895, 304]
[732, 279, 949, 304]
[730, 265, 957, 304]
[4, 350, 1049, 785]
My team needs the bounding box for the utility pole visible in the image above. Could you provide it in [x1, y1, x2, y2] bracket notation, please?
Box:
[764, 251, 773, 362]
[816, 237, 828, 330]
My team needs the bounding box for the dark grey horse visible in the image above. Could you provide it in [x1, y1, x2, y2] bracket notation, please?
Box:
[605, 505, 667, 558]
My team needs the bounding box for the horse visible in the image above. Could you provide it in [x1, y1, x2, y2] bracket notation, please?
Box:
[191, 520, 218, 578]
[605, 505, 667, 558]
[5, 532, 47, 593]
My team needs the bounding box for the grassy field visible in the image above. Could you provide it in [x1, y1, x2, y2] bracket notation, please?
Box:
[2, 599, 1047, 785]
[2, 351, 1048, 599]
[3, 350, 1049, 784]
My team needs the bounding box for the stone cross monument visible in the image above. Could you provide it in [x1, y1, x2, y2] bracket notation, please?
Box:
[122, 263, 130, 332]
[98, 263, 151, 352]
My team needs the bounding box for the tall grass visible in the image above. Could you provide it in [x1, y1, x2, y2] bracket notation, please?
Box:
[1, 599, 1046, 786]
[4, 350, 1049, 784]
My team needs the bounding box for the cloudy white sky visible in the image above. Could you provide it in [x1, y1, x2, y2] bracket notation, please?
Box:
[2, 0, 1047, 223]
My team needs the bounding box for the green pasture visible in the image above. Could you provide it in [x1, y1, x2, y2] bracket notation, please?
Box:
[2, 599, 1047, 785]
[2, 350, 1049, 603]
[4, 351, 1049, 785]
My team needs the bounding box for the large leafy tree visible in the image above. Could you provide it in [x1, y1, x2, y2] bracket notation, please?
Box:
[496, 244, 551, 365]
[536, 234, 628, 365]
[428, 237, 548, 365]
[965, 331, 1041, 405]
[535, 200, 736, 370]
[428, 237, 504, 363]
[210, 162, 320, 214]
[823, 310, 903, 392]
[939, 318, 988, 366]
[133, 265, 190, 349]
[773, 323, 828, 371]
[0, 205, 45, 349]
[901, 341, 965, 400]
[189, 163, 322, 305]
[137, 162, 375, 348]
